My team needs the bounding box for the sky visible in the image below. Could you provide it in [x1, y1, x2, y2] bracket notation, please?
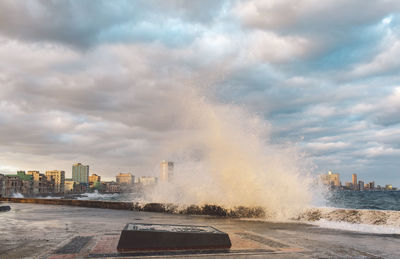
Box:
[0, 0, 400, 186]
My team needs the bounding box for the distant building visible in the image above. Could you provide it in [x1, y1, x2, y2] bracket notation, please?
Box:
[352, 174, 358, 190]
[160, 161, 174, 182]
[89, 174, 101, 188]
[138, 176, 157, 186]
[72, 163, 89, 184]
[369, 181, 375, 190]
[358, 180, 364, 190]
[4, 175, 22, 196]
[16, 171, 33, 181]
[320, 171, 340, 187]
[45, 170, 65, 193]
[27, 171, 40, 181]
[385, 184, 393, 190]
[64, 178, 77, 193]
[116, 173, 134, 185]
[345, 182, 353, 189]
[25, 171, 50, 194]
[4, 172, 33, 196]
[89, 174, 101, 183]
[75, 183, 88, 193]
[105, 182, 120, 193]
[39, 174, 51, 194]
[0, 174, 5, 197]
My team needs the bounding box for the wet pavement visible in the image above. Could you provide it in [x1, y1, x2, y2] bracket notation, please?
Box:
[1, 202, 400, 258]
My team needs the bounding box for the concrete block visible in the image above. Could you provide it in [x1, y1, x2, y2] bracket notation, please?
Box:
[117, 223, 231, 252]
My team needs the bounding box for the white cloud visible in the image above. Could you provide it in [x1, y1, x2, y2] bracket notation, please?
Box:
[349, 40, 400, 78]
[245, 30, 313, 63]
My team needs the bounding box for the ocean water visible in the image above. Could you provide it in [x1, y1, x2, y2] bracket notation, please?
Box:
[325, 190, 400, 211]
[294, 190, 400, 233]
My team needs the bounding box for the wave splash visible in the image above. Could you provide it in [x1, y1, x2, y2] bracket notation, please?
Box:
[295, 207, 400, 233]
[146, 88, 313, 220]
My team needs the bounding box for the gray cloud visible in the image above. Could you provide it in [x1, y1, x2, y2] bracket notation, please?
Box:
[0, 0, 227, 49]
[0, 0, 400, 186]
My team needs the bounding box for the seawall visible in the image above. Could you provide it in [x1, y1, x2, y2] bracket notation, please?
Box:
[0, 197, 265, 218]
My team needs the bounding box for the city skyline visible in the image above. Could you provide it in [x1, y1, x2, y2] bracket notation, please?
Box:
[1, 161, 397, 188]
[0, 1, 400, 186]
[320, 171, 397, 190]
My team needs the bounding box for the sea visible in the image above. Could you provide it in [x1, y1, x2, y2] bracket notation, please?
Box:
[325, 190, 400, 211]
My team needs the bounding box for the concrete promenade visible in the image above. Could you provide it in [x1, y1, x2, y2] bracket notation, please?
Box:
[1, 202, 400, 258]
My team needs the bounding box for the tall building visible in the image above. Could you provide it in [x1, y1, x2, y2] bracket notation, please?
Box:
[72, 163, 89, 184]
[45, 170, 65, 193]
[352, 174, 358, 190]
[160, 161, 174, 182]
[320, 171, 340, 187]
[116, 173, 134, 185]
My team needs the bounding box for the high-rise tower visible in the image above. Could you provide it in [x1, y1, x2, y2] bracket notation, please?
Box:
[352, 174, 358, 190]
[160, 161, 174, 182]
[72, 163, 89, 184]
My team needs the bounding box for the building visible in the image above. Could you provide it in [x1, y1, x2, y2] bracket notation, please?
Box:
[105, 182, 120, 193]
[38, 173, 51, 194]
[17, 171, 33, 196]
[369, 181, 375, 190]
[358, 180, 364, 190]
[75, 183, 88, 193]
[3, 172, 33, 196]
[364, 181, 375, 190]
[138, 176, 157, 186]
[320, 171, 340, 187]
[385, 184, 393, 190]
[27, 171, 40, 194]
[160, 161, 174, 182]
[116, 173, 134, 185]
[27, 171, 40, 181]
[89, 174, 101, 188]
[4, 175, 22, 197]
[89, 174, 101, 183]
[352, 174, 358, 190]
[345, 182, 353, 189]
[64, 178, 77, 193]
[45, 170, 65, 193]
[0, 174, 6, 197]
[27, 171, 52, 194]
[72, 163, 89, 184]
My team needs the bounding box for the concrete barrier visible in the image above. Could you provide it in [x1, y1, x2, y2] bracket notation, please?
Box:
[0, 197, 265, 218]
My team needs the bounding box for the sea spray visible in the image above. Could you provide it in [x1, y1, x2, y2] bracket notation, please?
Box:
[147, 88, 314, 219]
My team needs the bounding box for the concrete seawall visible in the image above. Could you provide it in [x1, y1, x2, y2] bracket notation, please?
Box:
[0, 197, 266, 218]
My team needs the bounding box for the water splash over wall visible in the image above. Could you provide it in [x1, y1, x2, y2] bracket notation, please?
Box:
[147, 88, 313, 219]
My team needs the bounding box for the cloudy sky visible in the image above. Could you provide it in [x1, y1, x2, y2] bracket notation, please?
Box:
[0, 0, 400, 186]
